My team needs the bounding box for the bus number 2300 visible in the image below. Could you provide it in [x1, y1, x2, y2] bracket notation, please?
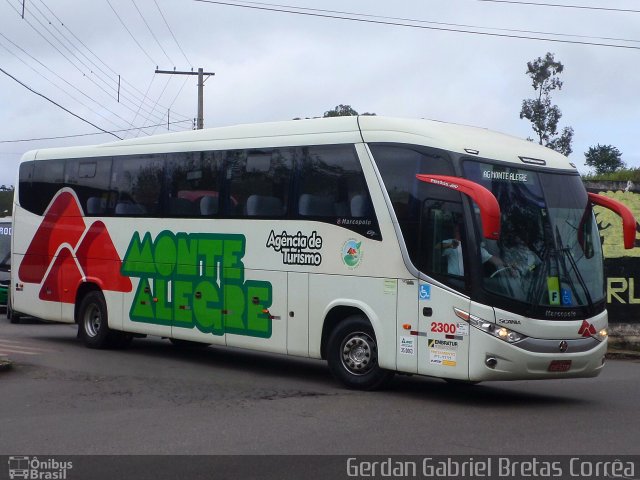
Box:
[431, 322, 457, 334]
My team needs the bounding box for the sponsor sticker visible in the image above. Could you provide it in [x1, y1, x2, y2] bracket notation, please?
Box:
[456, 322, 469, 336]
[384, 278, 397, 295]
[429, 349, 457, 367]
[399, 336, 415, 356]
[428, 339, 458, 351]
[341, 239, 363, 269]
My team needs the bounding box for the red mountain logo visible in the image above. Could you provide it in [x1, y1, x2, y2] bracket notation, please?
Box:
[578, 320, 597, 338]
[19, 190, 132, 303]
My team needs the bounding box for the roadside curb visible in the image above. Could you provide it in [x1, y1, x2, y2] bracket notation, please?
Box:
[606, 348, 640, 360]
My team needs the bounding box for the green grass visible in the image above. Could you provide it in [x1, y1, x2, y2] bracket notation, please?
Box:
[0, 190, 12, 217]
[582, 168, 640, 182]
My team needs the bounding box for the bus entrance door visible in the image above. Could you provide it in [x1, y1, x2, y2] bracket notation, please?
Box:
[417, 283, 471, 381]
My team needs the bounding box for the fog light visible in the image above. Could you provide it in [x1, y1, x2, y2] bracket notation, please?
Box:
[485, 357, 498, 368]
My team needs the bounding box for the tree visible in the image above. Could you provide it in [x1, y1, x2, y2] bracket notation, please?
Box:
[294, 105, 376, 120]
[323, 104, 358, 117]
[322, 105, 376, 117]
[584, 144, 625, 175]
[520, 52, 574, 156]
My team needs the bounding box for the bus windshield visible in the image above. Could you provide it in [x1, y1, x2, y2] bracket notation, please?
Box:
[464, 161, 604, 312]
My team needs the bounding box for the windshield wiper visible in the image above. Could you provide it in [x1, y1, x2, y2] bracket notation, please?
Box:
[526, 246, 550, 315]
[554, 226, 593, 309]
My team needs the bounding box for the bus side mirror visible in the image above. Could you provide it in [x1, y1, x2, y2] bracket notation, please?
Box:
[588, 192, 637, 250]
[416, 174, 501, 240]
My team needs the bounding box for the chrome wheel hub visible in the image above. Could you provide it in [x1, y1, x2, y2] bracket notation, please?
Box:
[341, 332, 377, 376]
[84, 305, 101, 338]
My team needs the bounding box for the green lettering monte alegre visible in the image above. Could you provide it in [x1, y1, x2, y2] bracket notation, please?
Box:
[121, 231, 273, 338]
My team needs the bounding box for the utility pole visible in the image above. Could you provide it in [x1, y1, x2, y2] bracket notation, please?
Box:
[155, 67, 215, 129]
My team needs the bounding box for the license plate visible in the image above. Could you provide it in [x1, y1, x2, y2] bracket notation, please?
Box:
[548, 360, 572, 372]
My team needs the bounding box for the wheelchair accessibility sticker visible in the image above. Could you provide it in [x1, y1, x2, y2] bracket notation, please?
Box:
[419, 284, 431, 300]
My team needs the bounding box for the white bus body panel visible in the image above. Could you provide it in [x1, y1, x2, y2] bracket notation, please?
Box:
[287, 272, 309, 357]
[10, 116, 608, 384]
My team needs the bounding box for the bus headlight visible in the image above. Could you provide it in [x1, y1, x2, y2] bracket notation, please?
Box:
[597, 328, 608, 341]
[476, 321, 526, 343]
[454, 308, 526, 344]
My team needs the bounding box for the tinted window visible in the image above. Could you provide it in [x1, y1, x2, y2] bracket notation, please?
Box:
[298, 145, 367, 218]
[112, 155, 164, 216]
[18, 161, 35, 212]
[226, 149, 294, 217]
[20, 144, 381, 240]
[23, 159, 65, 215]
[370, 144, 460, 277]
[166, 151, 223, 217]
[65, 158, 113, 216]
[294, 145, 380, 238]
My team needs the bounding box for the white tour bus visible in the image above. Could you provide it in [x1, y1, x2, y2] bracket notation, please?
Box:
[11, 116, 636, 389]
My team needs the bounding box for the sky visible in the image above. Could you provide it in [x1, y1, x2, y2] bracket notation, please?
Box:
[1, 0, 639, 187]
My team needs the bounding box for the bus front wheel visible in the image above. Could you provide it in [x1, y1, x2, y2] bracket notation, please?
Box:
[78, 291, 131, 349]
[327, 315, 394, 390]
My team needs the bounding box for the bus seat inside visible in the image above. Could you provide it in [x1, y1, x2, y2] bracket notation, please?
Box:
[246, 195, 284, 217]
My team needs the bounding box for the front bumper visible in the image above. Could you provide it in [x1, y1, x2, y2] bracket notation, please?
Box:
[469, 326, 607, 381]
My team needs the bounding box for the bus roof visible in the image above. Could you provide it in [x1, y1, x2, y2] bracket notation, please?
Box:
[22, 116, 575, 171]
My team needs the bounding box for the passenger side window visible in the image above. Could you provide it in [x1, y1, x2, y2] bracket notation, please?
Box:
[18, 161, 35, 213]
[24, 159, 65, 215]
[65, 158, 113, 216]
[166, 151, 222, 217]
[111, 155, 164, 216]
[297, 145, 371, 218]
[225, 148, 294, 217]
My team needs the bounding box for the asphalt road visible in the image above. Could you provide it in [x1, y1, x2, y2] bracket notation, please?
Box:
[1, 318, 639, 456]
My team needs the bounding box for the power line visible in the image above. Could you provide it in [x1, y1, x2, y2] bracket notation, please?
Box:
[131, 0, 175, 66]
[136, 74, 174, 136]
[153, 0, 192, 67]
[103, 0, 194, 127]
[0, 67, 123, 140]
[151, 76, 191, 135]
[0, 33, 131, 132]
[194, 0, 640, 50]
[223, 0, 640, 45]
[35, 0, 191, 121]
[31, 0, 189, 123]
[477, 0, 640, 14]
[7, 0, 190, 131]
[105, 0, 158, 65]
[0, 120, 192, 144]
[5, 0, 159, 129]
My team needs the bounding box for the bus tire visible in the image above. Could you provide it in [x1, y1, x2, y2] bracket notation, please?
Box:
[327, 315, 394, 390]
[7, 295, 20, 324]
[78, 291, 130, 349]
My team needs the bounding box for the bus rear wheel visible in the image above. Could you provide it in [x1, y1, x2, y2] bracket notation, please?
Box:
[327, 315, 394, 390]
[7, 295, 21, 324]
[78, 291, 131, 349]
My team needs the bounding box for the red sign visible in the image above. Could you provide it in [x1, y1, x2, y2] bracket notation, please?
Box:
[548, 360, 572, 372]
